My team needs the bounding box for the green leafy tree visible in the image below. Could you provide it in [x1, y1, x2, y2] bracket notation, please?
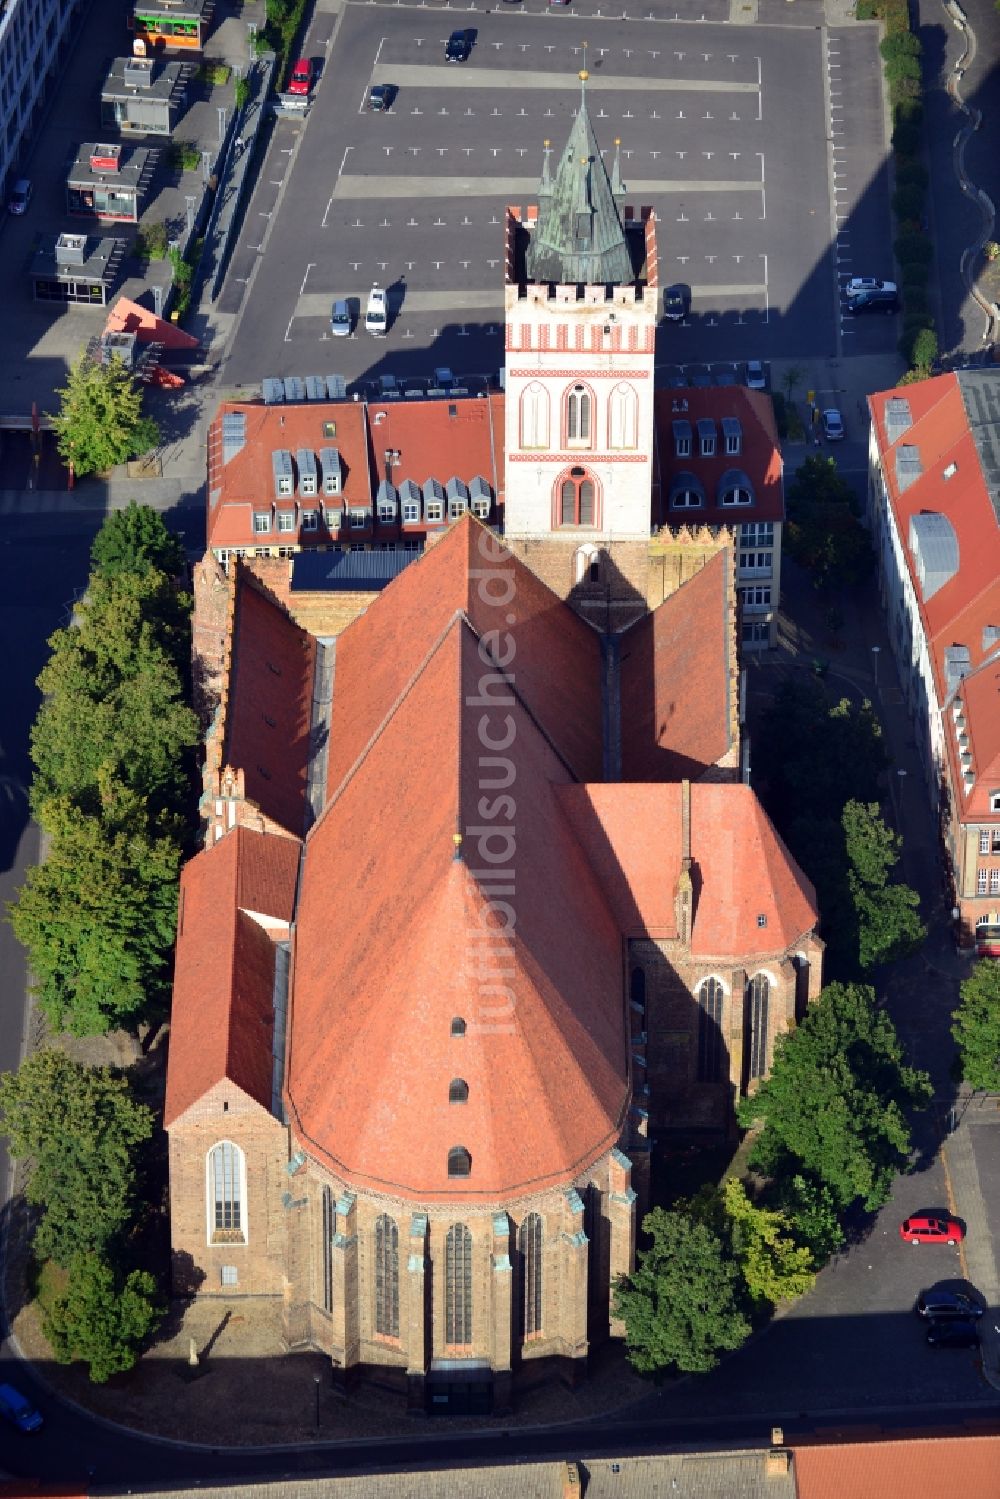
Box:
[720, 1178, 815, 1308]
[952, 960, 1000, 1091]
[909, 325, 938, 373]
[30, 569, 197, 825]
[784, 456, 874, 592]
[756, 683, 886, 827]
[44, 1252, 161, 1383]
[51, 356, 159, 480]
[11, 788, 182, 1034]
[613, 1208, 750, 1375]
[843, 800, 925, 968]
[774, 1173, 845, 1263]
[0, 1051, 154, 1266]
[739, 981, 932, 1211]
[91, 504, 185, 581]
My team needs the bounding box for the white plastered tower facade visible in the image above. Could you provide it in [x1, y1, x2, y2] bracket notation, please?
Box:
[501, 77, 659, 626]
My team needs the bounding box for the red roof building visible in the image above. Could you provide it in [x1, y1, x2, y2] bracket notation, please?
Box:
[867, 370, 1000, 949]
[166, 516, 821, 1414]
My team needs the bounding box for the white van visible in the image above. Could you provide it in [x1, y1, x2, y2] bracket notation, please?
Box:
[365, 285, 387, 336]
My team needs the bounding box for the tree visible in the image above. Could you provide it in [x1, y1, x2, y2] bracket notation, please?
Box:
[30, 569, 197, 825]
[909, 326, 938, 373]
[0, 1051, 154, 1266]
[739, 981, 932, 1211]
[613, 1208, 750, 1375]
[91, 504, 185, 581]
[843, 800, 925, 968]
[719, 1178, 815, 1309]
[952, 960, 1000, 1091]
[51, 356, 159, 480]
[11, 791, 182, 1033]
[44, 1252, 161, 1383]
[784, 457, 874, 592]
[774, 1173, 845, 1264]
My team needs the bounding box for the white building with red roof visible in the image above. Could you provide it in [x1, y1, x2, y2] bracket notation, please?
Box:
[867, 369, 1000, 950]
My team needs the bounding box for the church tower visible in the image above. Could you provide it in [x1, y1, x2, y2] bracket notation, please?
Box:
[503, 72, 659, 630]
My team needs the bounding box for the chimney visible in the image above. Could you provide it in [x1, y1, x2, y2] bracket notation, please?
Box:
[766, 1450, 791, 1479]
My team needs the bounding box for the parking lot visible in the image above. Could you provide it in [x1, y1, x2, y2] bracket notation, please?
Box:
[222, 7, 895, 389]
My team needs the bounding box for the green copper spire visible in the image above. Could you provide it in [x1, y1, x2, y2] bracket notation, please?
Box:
[525, 70, 634, 285]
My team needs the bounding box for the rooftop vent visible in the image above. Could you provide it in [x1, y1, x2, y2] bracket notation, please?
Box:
[271, 448, 295, 499]
[894, 443, 923, 493]
[909, 512, 959, 601]
[884, 395, 913, 444]
[944, 461, 958, 479]
[123, 57, 154, 89]
[54, 232, 88, 267]
[90, 143, 122, 173]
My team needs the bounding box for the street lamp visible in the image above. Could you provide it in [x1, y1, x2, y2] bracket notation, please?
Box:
[871, 645, 881, 688]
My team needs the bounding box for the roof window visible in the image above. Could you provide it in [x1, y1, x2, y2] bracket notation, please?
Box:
[449, 1079, 469, 1104]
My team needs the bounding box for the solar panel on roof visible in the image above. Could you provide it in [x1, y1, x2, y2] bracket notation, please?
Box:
[884, 396, 912, 445]
[291, 547, 422, 592]
[325, 375, 347, 400]
[262, 378, 284, 405]
[304, 376, 326, 401]
[283, 377, 306, 403]
[221, 410, 246, 464]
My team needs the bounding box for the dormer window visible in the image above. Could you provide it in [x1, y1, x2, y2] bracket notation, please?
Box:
[992, 792, 1000, 815]
[697, 419, 716, 457]
[722, 417, 742, 456]
[672, 419, 692, 459]
[253, 511, 271, 534]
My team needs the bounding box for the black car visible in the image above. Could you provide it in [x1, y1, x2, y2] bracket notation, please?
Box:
[846, 289, 899, 315]
[926, 1317, 980, 1349]
[445, 30, 471, 61]
[368, 84, 395, 111]
[915, 1289, 984, 1320]
[663, 283, 690, 322]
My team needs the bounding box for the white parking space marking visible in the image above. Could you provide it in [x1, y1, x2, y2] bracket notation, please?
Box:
[368, 64, 760, 95]
[335, 175, 766, 199]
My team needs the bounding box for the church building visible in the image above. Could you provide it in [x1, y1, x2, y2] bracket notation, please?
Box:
[163, 90, 819, 1414]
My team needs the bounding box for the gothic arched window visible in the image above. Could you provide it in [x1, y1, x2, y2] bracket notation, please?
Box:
[558, 468, 597, 527]
[608, 382, 639, 450]
[519, 381, 550, 449]
[322, 1185, 334, 1313]
[374, 1213, 399, 1338]
[566, 384, 592, 445]
[448, 1145, 472, 1177]
[519, 1212, 543, 1338]
[697, 978, 725, 1082]
[207, 1141, 245, 1244]
[745, 972, 771, 1083]
[445, 1223, 473, 1345]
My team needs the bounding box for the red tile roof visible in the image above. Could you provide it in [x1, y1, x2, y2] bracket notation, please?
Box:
[619, 550, 733, 779]
[366, 391, 505, 500]
[792, 1434, 1000, 1499]
[223, 574, 317, 835]
[287, 621, 628, 1201]
[207, 400, 371, 553]
[326, 516, 605, 794]
[164, 827, 300, 1127]
[869, 372, 1000, 817]
[558, 782, 817, 956]
[653, 386, 784, 526]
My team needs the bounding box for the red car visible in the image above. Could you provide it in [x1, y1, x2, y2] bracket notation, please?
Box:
[288, 58, 313, 96]
[899, 1214, 964, 1245]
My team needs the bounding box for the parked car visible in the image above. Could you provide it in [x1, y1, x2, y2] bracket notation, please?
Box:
[821, 408, 845, 441]
[745, 358, 767, 390]
[445, 30, 471, 61]
[926, 1317, 980, 1349]
[368, 84, 395, 111]
[330, 299, 351, 337]
[8, 178, 32, 215]
[365, 284, 387, 336]
[847, 288, 899, 315]
[846, 276, 897, 299]
[899, 1214, 965, 1245]
[662, 284, 690, 322]
[0, 1384, 43, 1433]
[287, 58, 314, 96]
[915, 1288, 983, 1320]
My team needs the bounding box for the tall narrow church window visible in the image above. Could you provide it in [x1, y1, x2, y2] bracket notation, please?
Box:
[630, 967, 646, 1012]
[608, 383, 639, 450]
[519, 1212, 543, 1338]
[697, 978, 725, 1082]
[519, 381, 550, 450]
[557, 470, 598, 528]
[374, 1213, 399, 1338]
[566, 385, 591, 445]
[445, 1223, 473, 1345]
[322, 1185, 334, 1313]
[745, 973, 771, 1083]
[208, 1141, 245, 1243]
